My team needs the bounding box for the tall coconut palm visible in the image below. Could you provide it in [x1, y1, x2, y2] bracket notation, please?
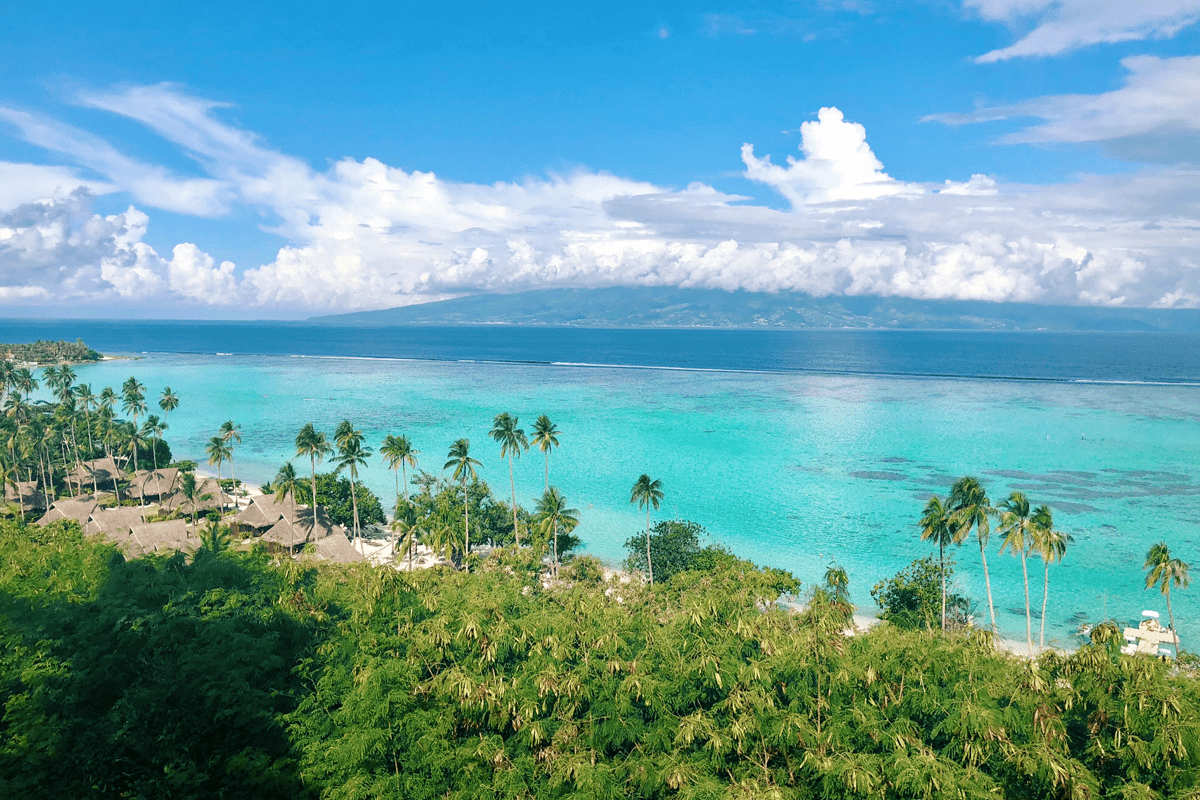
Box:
[74, 384, 99, 495]
[1031, 505, 1071, 650]
[489, 413, 529, 547]
[949, 476, 997, 636]
[295, 424, 332, 544]
[128, 426, 150, 521]
[380, 434, 418, 507]
[531, 415, 560, 491]
[1144, 542, 1190, 640]
[333, 424, 372, 546]
[205, 436, 231, 511]
[535, 486, 579, 579]
[273, 462, 300, 548]
[179, 472, 211, 532]
[159, 387, 179, 420]
[11, 368, 38, 397]
[998, 491, 1036, 652]
[630, 474, 664, 585]
[919, 495, 956, 631]
[121, 381, 147, 473]
[443, 439, 481, 567]
[141, 415, 167, 498]
[219, 420, 242, 503]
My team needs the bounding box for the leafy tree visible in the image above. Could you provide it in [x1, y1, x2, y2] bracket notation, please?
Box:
[489, 412, 528, 547]
[872, 555, 973, 630]
[623, 518, 708, 584]
[289, 473, 386, 530]
[1144, 542, 1190, 637]
[629, 473, 663, 584]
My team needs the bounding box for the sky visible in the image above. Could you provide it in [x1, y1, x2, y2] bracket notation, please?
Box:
[2, 1, 1200, 319]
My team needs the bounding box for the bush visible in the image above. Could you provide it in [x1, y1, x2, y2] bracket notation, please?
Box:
[871, 555, 972, 630]
[623, 519, 706, 582]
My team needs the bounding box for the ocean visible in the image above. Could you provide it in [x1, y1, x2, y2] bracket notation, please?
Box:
[4, 319, 1199, 647]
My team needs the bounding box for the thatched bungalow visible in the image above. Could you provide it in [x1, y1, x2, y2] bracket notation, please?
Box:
[128, 519, 197, 556]
[5, 480, 45, 511]
[36, 496, 99, 527]
[84, 507, 147, 541]
[260, 506, 342, 550]
[159, 478, 234, 516]
[298, 530, 366, 564]
[67, 457, 127, 491]
[233, 493, 302, 531]
[127, 468, 181, 502]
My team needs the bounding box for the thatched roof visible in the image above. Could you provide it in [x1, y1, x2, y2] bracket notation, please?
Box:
[300, 530, 365, 564]
[67, 457, 127, 486]
[127, 468, 181, 500]
[261, 506, 341, 549]
[5, 480, 40, 505]
[128, 519, 191, 555]
[84, 506, 146, 538]
[234, 494, 303, 530]
[159, 478, 233, 514]
[36, 496, 99, 527]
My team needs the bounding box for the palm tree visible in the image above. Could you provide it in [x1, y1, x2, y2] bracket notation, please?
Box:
[219, 420, 242, 504]
[535, 487, 579, 579]
[1031, 505, 1071, 650]
[140, 415, 167, 499]
[1144, 542, 1190, 640]
[179, 472, 211, 531]
[159, 387, 179, 420]
[531, 415, 560, 491]
[823, 565, 850, 604]
[998, 491, 1036, 653]
[443, 439, 481, 567]
[74, 383, 99, 496]
[0, 458, 22, 518]
[295, 424, 332, 544]
[273, 462, 300, 548]
[380, 434, 418, 507]
[949, 476, 997, 637]
[630, 474, 664, 585]
[333, 424, 372, 546]
[199, 519, 232, 555]
[11, 368, 38, 397]
[489, 413, 529, 547]
[206, 436, 231, 511]
[121, 380, 147, 473]
[128, 426, 150, 522]
[919, 495, 955, 631]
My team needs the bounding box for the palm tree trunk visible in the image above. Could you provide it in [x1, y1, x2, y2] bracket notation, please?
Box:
[1040, 561, 1050, 649]
[1021, 554, 1032, 653]
[394, 466, 400, 511]
[980, 543, 997, 637]
[401, 462, 409, 503]
[350, 471, 362, 554]
[940, 541, 947, 632]
[508, 454, 520, 548]
[85, 416, 98, 496]
[544, 451, 549, 492]
[462, 478, 470, 569]
[552, 519, 559, 580]
[309, 454, 318, 544]
[645, 507, 654, 586]
[1166, 589, 1176, 642]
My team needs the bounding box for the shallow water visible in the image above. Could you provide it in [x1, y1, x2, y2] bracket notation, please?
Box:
[42, 339, 1199, 650]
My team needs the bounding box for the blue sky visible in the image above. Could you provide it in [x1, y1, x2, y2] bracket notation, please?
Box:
[2, 1, 1200, 317]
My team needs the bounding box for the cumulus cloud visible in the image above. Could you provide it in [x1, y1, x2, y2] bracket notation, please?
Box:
[928, 56, 1200, 163]
[741, 107, 921, 206]
[966, 0, 1200, 61]
[2, 84, 1200, 312]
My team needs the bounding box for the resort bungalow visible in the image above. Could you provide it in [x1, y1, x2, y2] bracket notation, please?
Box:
[260, 505, 342, 550]
[233, 493, 302, 533]
[126, 519, 198, 556]
[84, 506, 148, 544]
[67, 457, 127, 492]
[306, 532, 366, 564]
[159, 478, 234, 517]
[36, 496, 99, 528]
[5, 480, 45, 511]
[127, 468, 182, 502]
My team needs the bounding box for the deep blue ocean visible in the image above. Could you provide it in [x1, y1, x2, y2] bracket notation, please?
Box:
[4, 319, 1199, 647]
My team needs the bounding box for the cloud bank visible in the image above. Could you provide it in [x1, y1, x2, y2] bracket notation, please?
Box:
[1, 84, 1199, 314]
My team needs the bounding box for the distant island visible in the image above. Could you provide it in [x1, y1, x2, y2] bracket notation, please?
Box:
[310, 287, 1200, 332]
[0, 338, 101, 364]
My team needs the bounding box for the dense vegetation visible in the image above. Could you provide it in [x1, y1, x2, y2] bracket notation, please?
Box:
[0, 339, 100, 364]
[2, 518, 1199, 799]
[270, 472, 387, 529]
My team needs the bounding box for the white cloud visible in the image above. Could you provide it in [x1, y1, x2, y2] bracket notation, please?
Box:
[741, 107, 921, 206]
[966, 0, 1200, 61]
[0, 162, 114, 208]
[928, 56, 1200, 162]
[2, 85, 1200, 312]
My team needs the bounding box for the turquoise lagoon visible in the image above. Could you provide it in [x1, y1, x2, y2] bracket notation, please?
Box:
[59, 348, 1200, 649]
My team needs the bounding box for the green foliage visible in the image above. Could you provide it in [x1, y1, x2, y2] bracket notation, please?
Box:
[287, 472, 385, 529]
[872, 555, 973, 630]
[3, 516, 1200, 799]
[624, 519, 753, 585]
[401, 472, 524, 548]
[130, 435, 172, 471]
[0, 339, 100, 364]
